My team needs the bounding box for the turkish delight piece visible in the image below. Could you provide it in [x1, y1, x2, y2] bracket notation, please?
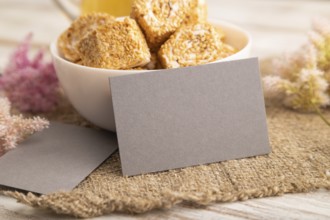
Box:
[78, 18, 151, 70]
[158, 23, 235, 68]
[131, 0, 198, 50]
[58, 13, 115, 62]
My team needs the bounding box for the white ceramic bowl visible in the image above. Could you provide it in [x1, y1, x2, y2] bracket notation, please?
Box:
[50, 19, 252, 132]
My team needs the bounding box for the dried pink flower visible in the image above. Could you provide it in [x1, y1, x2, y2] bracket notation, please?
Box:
[0, 97, 49, 156]
[0, 34, 59, 113]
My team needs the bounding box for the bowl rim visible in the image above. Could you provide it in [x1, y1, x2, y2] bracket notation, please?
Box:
[50, 18, 252, 73]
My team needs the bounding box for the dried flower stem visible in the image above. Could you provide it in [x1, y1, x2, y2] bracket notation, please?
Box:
[313, 103, 330, 126]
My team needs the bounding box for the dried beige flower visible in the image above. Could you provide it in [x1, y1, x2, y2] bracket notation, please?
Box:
[282, 68, 329, 112]
[263, 17, 330, 113]
[262, 75, 287, 101]
[310, 17, 330, 71]
[0, 97, 49, 155]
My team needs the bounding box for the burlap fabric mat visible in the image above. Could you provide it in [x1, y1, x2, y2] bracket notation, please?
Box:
[0, 102, 328, 218]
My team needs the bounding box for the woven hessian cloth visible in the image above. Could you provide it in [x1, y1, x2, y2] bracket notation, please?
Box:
[0, 104, 329, 218]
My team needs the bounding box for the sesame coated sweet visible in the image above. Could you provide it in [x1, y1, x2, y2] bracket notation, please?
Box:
[143, 53, 162, 70]
[131, 0, 198, 51]
[185, 0, 208, 24]
[216, 26, 226, 41]
[57, 13, 115, 62]
[78, 17, 151, 70]
[158, 22, 235, 69]
[195, 0, 208, 22]
[58, 2, 238, 70]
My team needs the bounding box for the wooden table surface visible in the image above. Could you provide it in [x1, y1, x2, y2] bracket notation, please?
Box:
[0, 0, 329, 219]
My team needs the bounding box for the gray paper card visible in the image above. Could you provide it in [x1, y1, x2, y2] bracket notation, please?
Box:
[110, 58, 270, 176]
[0, 122, 118, 194]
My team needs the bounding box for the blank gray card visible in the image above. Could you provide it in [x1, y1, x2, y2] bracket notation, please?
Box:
[110, 58, 270, 176]
[0, 122, 118, 194]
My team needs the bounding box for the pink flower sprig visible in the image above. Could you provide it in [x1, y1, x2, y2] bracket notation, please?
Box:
[0, 33, 59, 113]
[0, 97, 49, 156]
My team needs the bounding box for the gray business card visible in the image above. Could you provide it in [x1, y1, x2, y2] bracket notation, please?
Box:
[0, 122, 118, 194]
[110, 58, 271, 176]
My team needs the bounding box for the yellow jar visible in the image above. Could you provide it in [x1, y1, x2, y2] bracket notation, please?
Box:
[81, 0, 133, 17]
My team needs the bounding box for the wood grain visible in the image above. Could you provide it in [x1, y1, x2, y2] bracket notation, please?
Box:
[1, 190, 330, 219]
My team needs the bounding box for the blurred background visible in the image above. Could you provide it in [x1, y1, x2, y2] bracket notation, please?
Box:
[0, 0, 329, 70]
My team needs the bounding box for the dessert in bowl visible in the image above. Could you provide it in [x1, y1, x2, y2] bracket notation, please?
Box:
[50, 4, 251, 131]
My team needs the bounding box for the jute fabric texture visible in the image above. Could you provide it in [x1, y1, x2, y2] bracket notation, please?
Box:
[1, 105, 329, 218]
